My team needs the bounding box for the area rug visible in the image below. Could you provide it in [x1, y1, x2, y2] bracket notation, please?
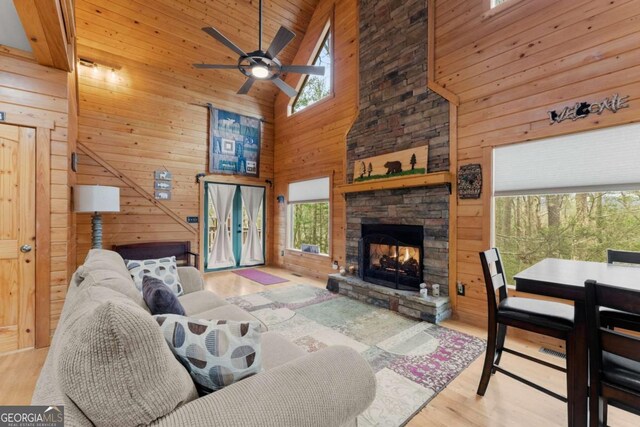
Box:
[232, 269, 289, 285]
[228, 285, 485, 426]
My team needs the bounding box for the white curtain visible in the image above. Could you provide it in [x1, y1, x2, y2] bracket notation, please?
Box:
[208, 184, 237, 269]
[240, 186, 265, 266]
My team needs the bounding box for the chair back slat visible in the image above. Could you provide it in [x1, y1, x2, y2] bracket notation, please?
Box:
[607, 249, 640, 265]
[595, 284, 640, 314]
[492, 272, 506, 291]
[479, 248, 509, 309]
[600, 329, 640, 363]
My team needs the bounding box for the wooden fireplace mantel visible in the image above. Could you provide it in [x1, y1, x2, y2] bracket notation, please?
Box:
[336, 171, 452, 195]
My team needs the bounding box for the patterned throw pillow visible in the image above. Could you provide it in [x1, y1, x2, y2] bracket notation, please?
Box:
[126, 256, 183, 296]
[142, 276, 186, 316]
[154, 314, 263, 395]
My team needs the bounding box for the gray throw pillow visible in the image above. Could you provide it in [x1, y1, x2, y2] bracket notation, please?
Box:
[126, 256, 183, 295]
[154, 314, 263, 395]
[143, 275, 186, 316]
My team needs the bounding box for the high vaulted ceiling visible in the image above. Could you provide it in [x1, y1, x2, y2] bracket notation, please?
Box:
[75, 0, 320, 103]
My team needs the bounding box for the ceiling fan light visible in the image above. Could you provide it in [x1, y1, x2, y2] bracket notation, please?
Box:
[251, 65, 270, 79]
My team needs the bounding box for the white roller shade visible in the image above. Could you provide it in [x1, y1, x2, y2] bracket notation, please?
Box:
[288, 177, 330, 203]
[494, 123, 640, 196]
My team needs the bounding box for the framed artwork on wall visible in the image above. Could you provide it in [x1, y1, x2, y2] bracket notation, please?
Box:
[208, 105, 261, 178]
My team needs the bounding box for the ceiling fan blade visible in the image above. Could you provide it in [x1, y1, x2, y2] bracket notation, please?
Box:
[280, 65, 325, 76]
[266, 26, 296, 59]
[202, 27, 247, 58]
[237, 78, 256, 95]
[193, 64, 238, 69]
[272, 78, 298, 98]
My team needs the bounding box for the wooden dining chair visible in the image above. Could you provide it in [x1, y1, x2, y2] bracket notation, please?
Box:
[585, 280, 640, 427]
[477, 249, 577, 421]
[602, 249, 640, 330]
[607, 249, 640, 265]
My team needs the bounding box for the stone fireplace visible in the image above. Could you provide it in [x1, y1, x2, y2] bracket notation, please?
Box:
[327, 0, 452, 323]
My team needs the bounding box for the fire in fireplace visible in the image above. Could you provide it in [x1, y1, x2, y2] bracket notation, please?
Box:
[359, 224, 424, 291]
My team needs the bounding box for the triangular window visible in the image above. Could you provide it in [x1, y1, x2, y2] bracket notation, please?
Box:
[291, 25, 332, 114]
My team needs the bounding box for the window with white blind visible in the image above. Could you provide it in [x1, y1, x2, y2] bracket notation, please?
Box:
[493, 123, 640, 282]
[287, 177, 330, 255]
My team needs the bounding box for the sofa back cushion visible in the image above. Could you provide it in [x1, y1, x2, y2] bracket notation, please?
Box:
[76, 249, 132, 283]
[57, 299, 197, 426]
[78, 269, 148, 310]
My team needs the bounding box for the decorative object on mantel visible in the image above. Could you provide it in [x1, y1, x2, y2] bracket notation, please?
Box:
[74, 185, 120, 249]
[548, 93, 629, 125]
[154, 170, 172, 201]
[339, 267, 347, 276]
[353, 146, 428, 183]
[457, 163, 482, 199]
[348, 265, 357, 275]
[208, 105, 261, 178]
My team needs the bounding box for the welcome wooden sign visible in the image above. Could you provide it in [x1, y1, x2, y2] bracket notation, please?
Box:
[353, 146, 428, 183]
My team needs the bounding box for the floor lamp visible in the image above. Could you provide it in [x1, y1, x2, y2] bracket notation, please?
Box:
[74, 185, 120, 249]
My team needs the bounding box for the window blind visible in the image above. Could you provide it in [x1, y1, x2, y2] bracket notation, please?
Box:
[494, 123, 640, 196]
[288, 177, 330, 202]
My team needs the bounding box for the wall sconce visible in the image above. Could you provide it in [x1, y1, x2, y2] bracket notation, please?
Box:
[78, 57, 121, 82]
[277, 195, 285, 204]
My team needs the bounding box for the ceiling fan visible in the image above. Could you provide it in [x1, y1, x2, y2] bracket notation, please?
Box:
[193, 0, 325, 97]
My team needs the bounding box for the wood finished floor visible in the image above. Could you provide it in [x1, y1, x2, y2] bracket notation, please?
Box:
[0, 267, 636, 426]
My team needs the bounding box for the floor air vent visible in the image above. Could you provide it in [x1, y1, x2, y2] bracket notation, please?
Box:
[539, 347, 566, 360]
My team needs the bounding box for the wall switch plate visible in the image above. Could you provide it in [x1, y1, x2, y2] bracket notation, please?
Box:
[457, 282, 466, 296]
[280, 250, 285, 256]
[0, 112, 5, 121]
[186, 216, 199, 223]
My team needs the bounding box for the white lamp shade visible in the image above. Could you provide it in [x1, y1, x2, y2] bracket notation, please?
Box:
[74, 185, 120, 213]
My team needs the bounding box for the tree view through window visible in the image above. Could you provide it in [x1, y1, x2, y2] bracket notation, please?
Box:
[495, 191, 640, 283]
[289, 202, 330, 255]
[291, 29, 332, 114]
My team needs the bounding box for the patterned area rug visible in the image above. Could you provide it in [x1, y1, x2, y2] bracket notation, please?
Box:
[228, 285, 486, 427]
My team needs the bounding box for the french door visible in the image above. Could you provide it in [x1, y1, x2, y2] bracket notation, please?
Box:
[204, 183, 265, 271]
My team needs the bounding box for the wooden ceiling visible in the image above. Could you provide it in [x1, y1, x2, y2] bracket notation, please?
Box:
[75, 0, 320, 105]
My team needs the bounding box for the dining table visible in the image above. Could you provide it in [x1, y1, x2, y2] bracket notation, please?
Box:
[513, 258, 640, 427]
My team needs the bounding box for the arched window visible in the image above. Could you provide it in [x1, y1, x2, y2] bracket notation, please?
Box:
[291, 23, 332, 114]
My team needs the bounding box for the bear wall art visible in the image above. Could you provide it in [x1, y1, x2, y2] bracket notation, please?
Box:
[352, 146, 428, 183]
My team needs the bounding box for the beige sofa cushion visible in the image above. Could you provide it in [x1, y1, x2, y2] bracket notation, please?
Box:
[57, 299, 198, 427]
[178, 290, 228, 315]
[260, 332, 305, 370]
[78, 269, 148, 310]
[76, 249, 132, 282]
[195, 304, 268, 332]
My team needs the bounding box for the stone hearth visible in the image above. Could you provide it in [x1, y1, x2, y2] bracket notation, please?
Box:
[327, 274, 451, 324]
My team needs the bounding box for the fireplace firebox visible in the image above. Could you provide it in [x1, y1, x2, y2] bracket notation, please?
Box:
[358, 224, 424, 291]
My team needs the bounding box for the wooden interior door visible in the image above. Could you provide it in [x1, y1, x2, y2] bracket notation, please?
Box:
[0, 124, 36, 353]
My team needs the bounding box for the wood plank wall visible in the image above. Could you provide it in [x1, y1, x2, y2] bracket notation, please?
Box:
[0, 53, 76, 340]
[73, 0, 318, 264]
[433, 0, 640, 323]
[272, 0, 358, 278]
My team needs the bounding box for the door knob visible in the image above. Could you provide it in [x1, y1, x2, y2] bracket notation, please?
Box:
[20, 245, 32, 253]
